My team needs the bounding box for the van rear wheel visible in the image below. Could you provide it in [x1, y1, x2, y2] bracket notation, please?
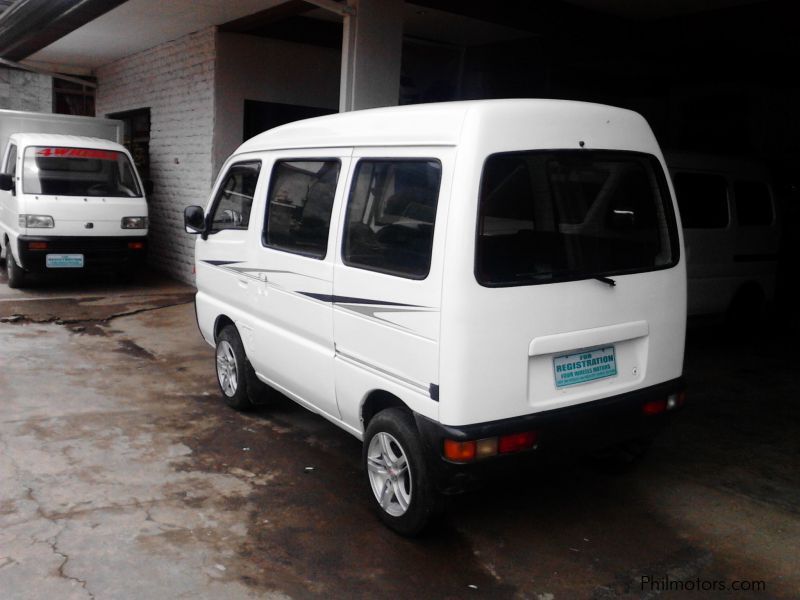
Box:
[215, 325, 260, 411]
[4, 241, 25, 289]
[363, 408, 443, 536]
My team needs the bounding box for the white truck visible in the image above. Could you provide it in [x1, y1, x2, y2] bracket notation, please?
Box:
[0, 110, 149, 288]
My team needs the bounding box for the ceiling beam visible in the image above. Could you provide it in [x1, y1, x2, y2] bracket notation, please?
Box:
[220, 0, 315, 33]
[0, 0, 128, 61]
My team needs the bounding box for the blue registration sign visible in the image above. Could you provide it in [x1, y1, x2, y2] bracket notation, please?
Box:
[46, 254, 85, 268]
[553, 346, 617, 388]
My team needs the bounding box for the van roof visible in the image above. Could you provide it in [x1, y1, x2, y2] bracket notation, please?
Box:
[9, 133, 127, 152]
[237, 99, 650, 154]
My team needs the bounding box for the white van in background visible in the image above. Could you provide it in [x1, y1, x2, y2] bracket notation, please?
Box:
[186, 100, 687, 535]
[0, 134, 149, 288]
[667, 153, 780, 321]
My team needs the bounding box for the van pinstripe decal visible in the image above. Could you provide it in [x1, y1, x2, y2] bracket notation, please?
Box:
[297, 292, 421, 308]
[202, 260, 242, 266]
[200, 260, 436, 336]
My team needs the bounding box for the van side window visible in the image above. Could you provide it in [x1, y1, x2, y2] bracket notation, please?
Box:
[343, 160, 441, 279]
[263, 160, 340, 259]
[208, 161, 261, 232]
[734, 181, 773, 226]
[5, 144, 16, 175]
[673, 173, 729, 228]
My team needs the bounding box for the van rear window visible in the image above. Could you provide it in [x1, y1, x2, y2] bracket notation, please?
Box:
[22, 146, 141, 197]
[476, 151, 678, 287]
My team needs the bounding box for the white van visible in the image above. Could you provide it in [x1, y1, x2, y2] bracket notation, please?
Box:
[0, 134, 149, 288]
[186, 100, 687, 535]
[667, 152, 780, 321]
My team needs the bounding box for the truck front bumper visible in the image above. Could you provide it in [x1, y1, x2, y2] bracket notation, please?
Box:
[414, 377, 686, 494]
[16, 235, 147, 272]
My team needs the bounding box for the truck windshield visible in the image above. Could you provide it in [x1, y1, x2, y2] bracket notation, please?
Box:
[476, 150, 678, 286]
[22, 147, 141, 197]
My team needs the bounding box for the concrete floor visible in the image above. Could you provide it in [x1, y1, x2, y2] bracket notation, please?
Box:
[1, 272, 798, 599]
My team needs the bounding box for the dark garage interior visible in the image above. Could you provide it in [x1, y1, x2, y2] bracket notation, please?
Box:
[234, 0, 799, 321]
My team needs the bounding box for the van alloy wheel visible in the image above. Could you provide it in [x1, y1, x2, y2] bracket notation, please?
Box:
[362, 408, 444, 536]
[367, 432, 412, 517]
[216, 340, 239, 397]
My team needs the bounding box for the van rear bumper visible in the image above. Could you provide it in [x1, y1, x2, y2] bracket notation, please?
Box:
[414, 377, 685, 494]
[16, 235, 147, 272]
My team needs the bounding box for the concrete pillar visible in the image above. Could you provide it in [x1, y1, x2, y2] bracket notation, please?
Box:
[339, 0, 404, 112]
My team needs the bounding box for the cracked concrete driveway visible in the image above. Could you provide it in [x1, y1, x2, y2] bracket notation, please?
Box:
[1, 272, 799, 599]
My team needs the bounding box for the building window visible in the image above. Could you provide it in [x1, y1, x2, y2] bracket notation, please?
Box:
[243, 100, 335, 142]
[107, 108, 151, 182]
[53, 78, 96, 116]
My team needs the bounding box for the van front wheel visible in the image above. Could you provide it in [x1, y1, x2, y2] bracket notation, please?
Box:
[4, 241, 25, 289]
[215, 326, 256, 411]
[363, 408, 443, 536]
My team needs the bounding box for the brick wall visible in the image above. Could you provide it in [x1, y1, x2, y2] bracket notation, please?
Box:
[95, 28, 217, 283]
[0, 67, 52, 112]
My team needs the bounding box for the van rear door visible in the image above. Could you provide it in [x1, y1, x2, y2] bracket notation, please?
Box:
[440, 150, 685, 426]
[332, 147, 455, 430]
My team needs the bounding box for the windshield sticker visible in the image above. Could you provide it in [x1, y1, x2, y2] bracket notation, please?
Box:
[35, 148, 120, 161]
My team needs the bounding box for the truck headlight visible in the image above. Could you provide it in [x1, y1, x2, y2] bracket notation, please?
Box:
[19, 214, 55, 228]
[121, 216, 148, 229]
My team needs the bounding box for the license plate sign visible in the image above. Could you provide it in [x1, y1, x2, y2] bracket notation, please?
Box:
[46, 254, 84, 268]
[553, 346, 617, 388]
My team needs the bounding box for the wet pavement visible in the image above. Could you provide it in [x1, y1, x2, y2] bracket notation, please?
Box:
[1, 271, 798, 599]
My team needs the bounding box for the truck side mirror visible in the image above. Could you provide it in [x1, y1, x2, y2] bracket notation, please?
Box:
[184, 205, 206, 235]
[144, 180, 154, 195]
[0, 173, 14, 193]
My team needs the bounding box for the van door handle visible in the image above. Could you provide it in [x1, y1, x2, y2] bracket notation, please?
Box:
[237, 277, 249, 289]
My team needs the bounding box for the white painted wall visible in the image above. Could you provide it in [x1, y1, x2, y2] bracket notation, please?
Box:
[213, 32, 340, 174]
[95, 28, 217, 283]
[0, 67, 52, 113]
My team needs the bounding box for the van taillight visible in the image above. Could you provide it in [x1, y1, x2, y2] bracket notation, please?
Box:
[28, 241, 48, 250]
[642, 399, 668, 415]
[443, 439, 476, 462]
[128, 241, 145, 250]
[643, 391, 686, 416]
[444, 430, 538, 462]
[498, 431, 538, 454]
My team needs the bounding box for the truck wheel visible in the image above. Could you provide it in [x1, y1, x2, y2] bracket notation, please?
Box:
[363, 408, 443, 536]
[5, 241, 25, 289]
[215, 325, 257, 411]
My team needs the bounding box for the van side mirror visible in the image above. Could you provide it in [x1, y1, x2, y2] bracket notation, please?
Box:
[144, 180, 155, 195]
[0, 173, 14, 193]
[184, 205, 206, 235]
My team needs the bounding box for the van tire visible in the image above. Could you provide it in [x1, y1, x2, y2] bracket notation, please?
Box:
[5, 240, 25, 289]
[215, 325, 257, 411]
[363, 408, 443, 536]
